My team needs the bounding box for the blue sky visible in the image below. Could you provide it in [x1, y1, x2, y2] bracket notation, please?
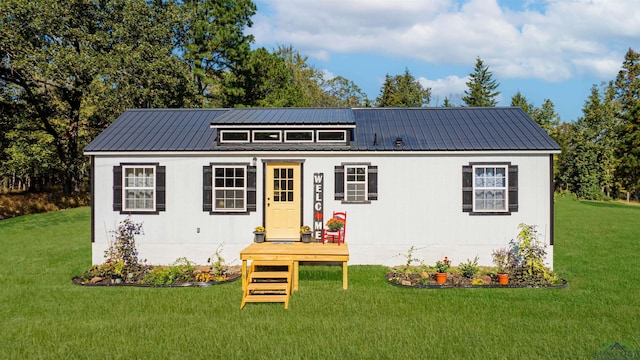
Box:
[249, 0, 640, 122]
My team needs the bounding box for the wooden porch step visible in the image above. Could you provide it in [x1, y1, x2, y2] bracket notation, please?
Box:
[251, 260, 293, 268]
[241, 260, 293, 309]
[247, 282, 290, 291]
[241, 294, 290, 309]
[249, 271, 290, 281]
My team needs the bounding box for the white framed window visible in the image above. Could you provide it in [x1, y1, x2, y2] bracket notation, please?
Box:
[317, 130, 346, 142]
[345, 165, 367, 202]
[220, 130, 249, 143]
[123, 166, 155, 211]
[252, 130, 281, 142]
[213, 166, 246, 211]
[473, 165, 508, 212]
[284, 130, 314, 143]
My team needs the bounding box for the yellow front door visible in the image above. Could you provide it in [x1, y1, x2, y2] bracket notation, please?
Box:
[265, 163, 301, 241]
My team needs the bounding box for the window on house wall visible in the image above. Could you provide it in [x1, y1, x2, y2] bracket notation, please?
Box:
[113, 164, 166, 214]
[462, 163, 518, 214]
[214, 166, 246, 211]
[473, 166, 507, 211]
[346, 165, 367, 202]
[123, 166, 155, 210]
[334, 163, 378, 203]
[203, 164, 256, 214]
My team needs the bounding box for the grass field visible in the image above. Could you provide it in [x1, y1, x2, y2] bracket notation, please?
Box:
[1, 196, 639, 359]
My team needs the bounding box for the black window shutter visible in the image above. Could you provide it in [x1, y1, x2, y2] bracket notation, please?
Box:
[508, 165, 518, 212]
[334, 165, 344, 200]
[247, 165, 257, 212]
[156, 165, 166, 212]
[113, 166, 122, 212]
[203, 165, 212, 212]
[462, 165, 473, 212]
[367, 165, 378, 201]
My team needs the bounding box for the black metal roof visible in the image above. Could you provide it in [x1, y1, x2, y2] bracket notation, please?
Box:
[84, 107, 560, 153]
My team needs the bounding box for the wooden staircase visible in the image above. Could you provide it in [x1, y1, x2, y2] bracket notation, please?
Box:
[241, 261, 293, 309]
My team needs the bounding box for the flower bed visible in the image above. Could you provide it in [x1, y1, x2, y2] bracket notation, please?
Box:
[386, 267, 567, 289]
[72, 265, 241, 287]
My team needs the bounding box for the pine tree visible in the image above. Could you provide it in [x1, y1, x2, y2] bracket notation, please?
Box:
[510, 91, 535, 117]
[462, 57, 500, 107]
[375, 68, 431, 107]
[614, 48, 640, 200]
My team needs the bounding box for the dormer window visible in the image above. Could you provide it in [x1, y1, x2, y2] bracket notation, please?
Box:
[284, 130, 314, 142]
[217, 128, 350, 145]
[220, 130, 249, 142]
[317, 130, 346, 142]
[253, 130, 281, 142]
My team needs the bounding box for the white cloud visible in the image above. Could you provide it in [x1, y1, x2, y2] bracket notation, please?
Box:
[419, 75, 468, 105]
[251, 0, 640, 82]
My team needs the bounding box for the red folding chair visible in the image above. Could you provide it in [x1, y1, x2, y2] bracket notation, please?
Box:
[322, 211, 347, 245]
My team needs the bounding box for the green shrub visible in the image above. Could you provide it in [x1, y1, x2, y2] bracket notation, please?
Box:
[141, 257, 195, 285]
[458, 256, 479, 278]
[509, 223, 556, 286]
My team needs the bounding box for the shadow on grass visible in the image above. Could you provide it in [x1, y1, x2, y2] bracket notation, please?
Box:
[578, 200, 640, 210]
[298, 263, 343, 281]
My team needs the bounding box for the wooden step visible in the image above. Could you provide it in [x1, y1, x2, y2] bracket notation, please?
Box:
[249, 271, 290, 281]
[241, 294, 289, 309]
[247, 282, 290, 291]
[241, 260, 293, 309]
[251, 260, 293, 267]
[250, 261, 293, 272]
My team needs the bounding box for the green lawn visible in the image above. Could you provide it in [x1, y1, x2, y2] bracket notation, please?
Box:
[1, 196, 639, 359]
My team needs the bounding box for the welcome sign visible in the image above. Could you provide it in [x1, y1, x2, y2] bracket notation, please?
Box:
[313, 173, 324, 240]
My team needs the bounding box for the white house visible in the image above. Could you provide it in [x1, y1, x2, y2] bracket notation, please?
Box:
[84, 107, 560, 267]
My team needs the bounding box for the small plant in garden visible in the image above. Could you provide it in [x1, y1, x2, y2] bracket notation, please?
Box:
[435, 256, 451, 273]
[395, 246, 424, 275]
[141, 257, 195, 285]
[98, 217, 145, 281]
[504, 223, 557, 286]
[458, 256, 479, 278]
[491, 247, 514, 274]
[195, 273, 212, 282]
[207, 244, 227, 281]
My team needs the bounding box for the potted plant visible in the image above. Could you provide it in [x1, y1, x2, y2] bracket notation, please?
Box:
[326, 217, 344, 231]
[300, 225, 312, 243]
[253, 226, 265, 243]
[434, 256, 451, 284]
[491, 247, 510, 284]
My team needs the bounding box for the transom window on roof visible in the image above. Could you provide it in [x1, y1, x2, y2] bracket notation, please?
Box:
[218, 129, 348, 144]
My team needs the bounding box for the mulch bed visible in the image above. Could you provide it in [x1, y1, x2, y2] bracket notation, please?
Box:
[386, 270, 567, 289]
[71, 265, 242, 287]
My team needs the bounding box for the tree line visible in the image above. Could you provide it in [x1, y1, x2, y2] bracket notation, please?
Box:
[1, 1, 639, 201]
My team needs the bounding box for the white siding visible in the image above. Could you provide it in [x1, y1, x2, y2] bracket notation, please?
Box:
[91, 152, 553, 268]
